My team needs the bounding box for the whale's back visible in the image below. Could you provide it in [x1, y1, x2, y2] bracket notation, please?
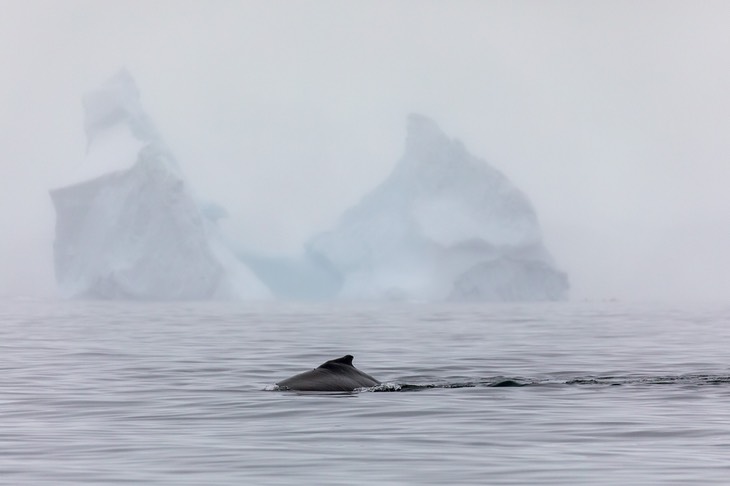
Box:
[277, 355, 380, 391]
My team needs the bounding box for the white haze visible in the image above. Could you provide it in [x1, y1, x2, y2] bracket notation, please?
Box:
[1, 0, 729, 302]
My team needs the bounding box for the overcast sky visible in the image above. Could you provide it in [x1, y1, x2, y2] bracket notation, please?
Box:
[1, 0, 729, 302]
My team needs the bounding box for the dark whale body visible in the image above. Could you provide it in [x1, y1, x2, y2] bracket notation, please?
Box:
[276, 355, 380, 391]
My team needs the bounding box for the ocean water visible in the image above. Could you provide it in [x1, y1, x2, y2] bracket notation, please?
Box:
[2, 299, 729, 485]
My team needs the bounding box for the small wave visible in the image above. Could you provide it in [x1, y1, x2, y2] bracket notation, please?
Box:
[266, 374, 730, 393]
[564, 374, 730, 387]
[369, 383, 402, 392]
[268, 374, 730, 393]
[368, 378, 529, 392]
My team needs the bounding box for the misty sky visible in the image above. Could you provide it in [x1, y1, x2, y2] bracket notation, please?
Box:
[1, 1, 729, 302]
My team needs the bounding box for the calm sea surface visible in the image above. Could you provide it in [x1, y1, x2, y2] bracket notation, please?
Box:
[2, 299, 729, 485]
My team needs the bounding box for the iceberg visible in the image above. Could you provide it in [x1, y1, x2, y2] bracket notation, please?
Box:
[50, 70, 269, 300]
[305, 114, 568, 301]
[50, 71, 567, 302]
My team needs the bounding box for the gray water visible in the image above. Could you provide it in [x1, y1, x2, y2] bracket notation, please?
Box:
[2, 300, 729, 485]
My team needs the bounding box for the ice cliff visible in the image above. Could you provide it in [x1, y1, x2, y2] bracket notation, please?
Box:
[305, 114, 568, 301]
[50, 71, 270, 300]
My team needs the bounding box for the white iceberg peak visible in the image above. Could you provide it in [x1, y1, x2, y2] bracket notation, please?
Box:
[406, 113, 447, 141]
[83, 69, 161, 148]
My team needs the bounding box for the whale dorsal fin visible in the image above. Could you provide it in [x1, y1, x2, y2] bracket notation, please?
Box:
[319, 355, 354, 369]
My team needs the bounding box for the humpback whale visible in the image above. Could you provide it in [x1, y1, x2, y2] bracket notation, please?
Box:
[276, 355, 380, 391]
